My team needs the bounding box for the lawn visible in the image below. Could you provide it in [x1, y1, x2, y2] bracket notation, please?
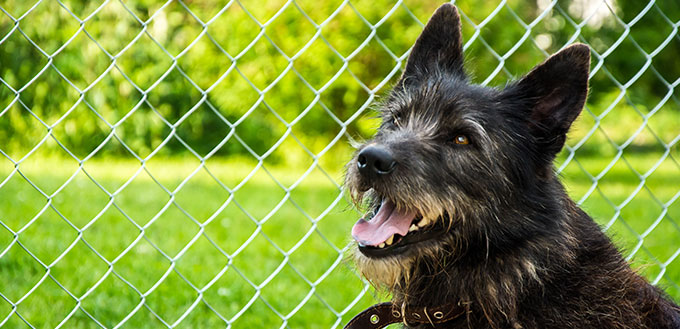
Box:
[0, 155, 374, 328]
[0, 149, 678, 328]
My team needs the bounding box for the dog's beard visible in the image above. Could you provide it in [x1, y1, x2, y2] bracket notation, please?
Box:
[349, 215, 460, 293]
[351, 246, 416, 290]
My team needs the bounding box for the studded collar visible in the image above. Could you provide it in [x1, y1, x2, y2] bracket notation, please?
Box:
[344, 301, 466, 329]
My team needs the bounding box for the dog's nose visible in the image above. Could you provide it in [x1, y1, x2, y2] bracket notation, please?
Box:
[357, 145, 396, 177]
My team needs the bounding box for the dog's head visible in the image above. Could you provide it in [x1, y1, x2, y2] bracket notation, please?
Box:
[344, 4, 590, 289]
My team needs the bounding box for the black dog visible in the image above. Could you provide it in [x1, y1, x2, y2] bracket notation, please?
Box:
[344, 4, 680, 328]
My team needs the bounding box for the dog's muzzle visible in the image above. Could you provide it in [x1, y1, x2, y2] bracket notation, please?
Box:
[357, 145, 396, 180]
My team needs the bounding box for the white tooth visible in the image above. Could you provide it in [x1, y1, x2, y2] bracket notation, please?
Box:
[417, 217, 431, 227]
[385, 235, 394, 245]
[378, 243, 386, 248]
[409, 224, 419, 232]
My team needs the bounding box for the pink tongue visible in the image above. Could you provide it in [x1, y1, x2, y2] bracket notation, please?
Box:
[351, 200, 416, 246]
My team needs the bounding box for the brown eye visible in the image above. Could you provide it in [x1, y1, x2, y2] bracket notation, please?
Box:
[454, 134, 469, 145]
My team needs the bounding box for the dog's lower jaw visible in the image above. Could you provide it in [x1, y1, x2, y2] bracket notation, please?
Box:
[351, 229, 459, 291]
[352, 246, 415, 291]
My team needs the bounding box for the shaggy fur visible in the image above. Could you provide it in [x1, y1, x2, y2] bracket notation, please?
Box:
[344, 4, 680, 328]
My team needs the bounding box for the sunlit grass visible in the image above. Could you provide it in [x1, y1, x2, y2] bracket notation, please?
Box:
[0, 150, 678, 328]
[0, 156, 374, 328]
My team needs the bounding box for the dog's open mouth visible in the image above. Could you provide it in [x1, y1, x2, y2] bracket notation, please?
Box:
[352, 199, 445, 257]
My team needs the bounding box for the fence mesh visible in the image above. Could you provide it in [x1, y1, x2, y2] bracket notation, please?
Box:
[0, 0, 679, 328]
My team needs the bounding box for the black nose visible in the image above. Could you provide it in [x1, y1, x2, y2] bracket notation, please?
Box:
[357, 145, 396, 178]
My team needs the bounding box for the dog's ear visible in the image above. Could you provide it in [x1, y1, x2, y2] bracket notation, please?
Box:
[400, 4, 465, 82]
[508, 44, 590, 156]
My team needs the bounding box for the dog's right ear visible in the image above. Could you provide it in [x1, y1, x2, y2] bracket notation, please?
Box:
[400, 4, 465, 83]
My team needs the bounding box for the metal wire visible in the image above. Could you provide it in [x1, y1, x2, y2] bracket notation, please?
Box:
[0, 0, 678, 328]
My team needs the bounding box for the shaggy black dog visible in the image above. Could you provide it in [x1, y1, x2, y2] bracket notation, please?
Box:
[344, 4, 680, 328]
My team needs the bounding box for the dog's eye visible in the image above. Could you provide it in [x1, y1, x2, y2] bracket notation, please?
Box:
[393, 114, 401, 127]
[454, 135, 469, 145]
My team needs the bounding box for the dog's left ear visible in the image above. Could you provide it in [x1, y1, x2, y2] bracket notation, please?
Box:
[400, 3, 465, 82]
[507, 44, 590, 156]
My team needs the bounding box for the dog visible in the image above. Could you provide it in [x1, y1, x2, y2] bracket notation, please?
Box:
[343, 4, 680, 328]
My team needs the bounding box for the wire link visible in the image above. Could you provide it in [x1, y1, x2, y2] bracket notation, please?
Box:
[0, 0, 678, 328]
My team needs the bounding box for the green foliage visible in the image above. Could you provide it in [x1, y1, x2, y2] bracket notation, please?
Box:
[1, 0, 677, 164]
[0, 0, 428, 163]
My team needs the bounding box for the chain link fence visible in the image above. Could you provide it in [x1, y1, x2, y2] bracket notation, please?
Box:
[0, 0, 678, 328]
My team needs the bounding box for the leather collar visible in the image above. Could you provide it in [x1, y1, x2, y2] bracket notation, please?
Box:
[344, 301, 466, 329]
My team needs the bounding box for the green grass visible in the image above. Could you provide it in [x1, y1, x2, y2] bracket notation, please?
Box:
[0, 151, 678, 328]
[0, 156, 374, 328]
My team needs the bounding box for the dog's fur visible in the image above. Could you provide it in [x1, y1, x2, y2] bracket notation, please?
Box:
[344, 4, 680, 328]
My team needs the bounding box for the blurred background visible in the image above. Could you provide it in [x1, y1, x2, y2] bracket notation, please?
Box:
[0, 0, 678, 328]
